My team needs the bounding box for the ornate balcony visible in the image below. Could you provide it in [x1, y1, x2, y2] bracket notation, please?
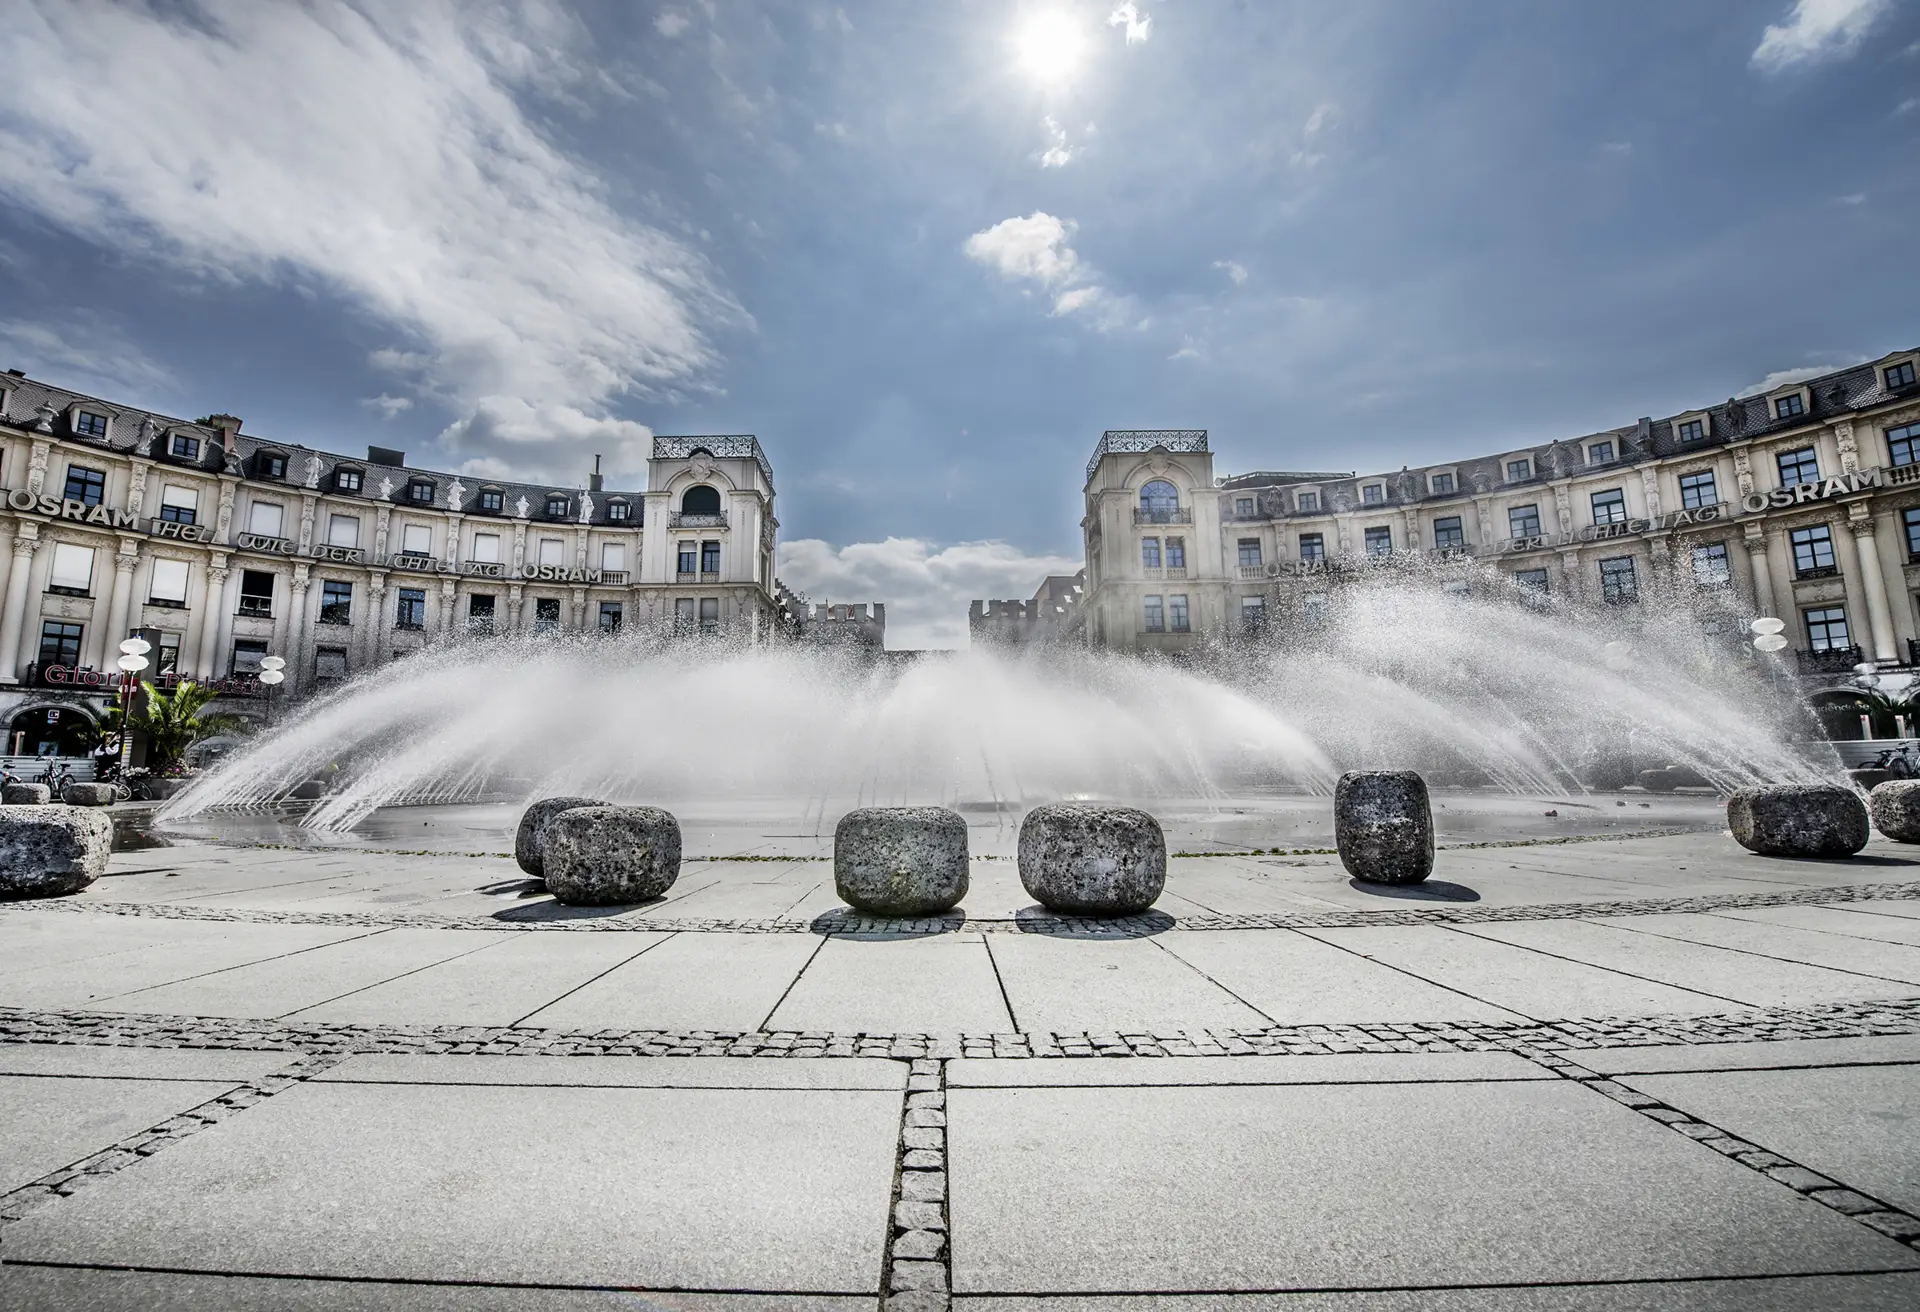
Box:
[1797, 645, 1863, 675]
[1133, 508, 1193, 525]
[669, 512, 728, 529]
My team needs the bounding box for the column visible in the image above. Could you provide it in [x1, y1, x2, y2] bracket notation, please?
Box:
[105, 541, 140, 654]
[0, 529, 40, 682]
[213, 561, 245, 675]
[195, 563, 229, 677]
[1742, 528, 1776, 618]
[1832, 525, 1873, 661]
[437, 578, 456, 635]
[287, 565, 311, 696]
[508, 583, 525, 634]
[364, 573, 387, 666]
[1849, 518, 1899, 662]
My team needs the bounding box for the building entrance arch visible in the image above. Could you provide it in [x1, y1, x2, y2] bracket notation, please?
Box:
[7, 702, 102, 757]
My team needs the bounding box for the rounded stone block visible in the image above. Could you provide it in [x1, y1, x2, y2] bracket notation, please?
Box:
[0, 804, 113, 898]
[514, 796, 605, 877]
[1335, 770, 1435, 885]
[543, 805, 681, 906]
[2, 783, 50, 805]
[1017, 802, 1166, 917]
[1868, 780, 1920, 843]
[1727, 783, 1868, 858]
[834, 806, 969, 917]
[59, 782, 116, 807]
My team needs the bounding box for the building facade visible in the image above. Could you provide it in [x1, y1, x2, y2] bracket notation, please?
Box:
[0, 371, 789, 755]
[1069, 349, 1920, 675]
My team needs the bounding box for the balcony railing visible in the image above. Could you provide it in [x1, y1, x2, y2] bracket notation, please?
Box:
[1237, 565, 1266, 579]
[1794, 564, 1839, 581]
[1133, 508, 1193, 525]
[1087, 429, 1207, 482]
[1797, 645, 1863, 674]
[599, 570, 630, 585]
[669, 512, 728, 529]
[1888, 462, 1920, 486]
[676, 570, 697, 583]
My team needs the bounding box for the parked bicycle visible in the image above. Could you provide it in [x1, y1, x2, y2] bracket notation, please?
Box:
[1870, 745, 1920, 779]
[35, 762, 76, 794]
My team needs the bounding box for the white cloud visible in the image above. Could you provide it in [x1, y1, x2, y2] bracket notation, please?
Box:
[1168, 337, 1203, 361]
[1739, 361, 1861, 395]
[1108, 3, 1152, 45]
[1897, 96, 1920, 114]
[0, 318, 173, 398]
[1836, 191, 1867, 204]
[0, 0, 743, 479]
[1213, 259, 1249, 285]
[1037, 115, 1074, 168]
[437, 395, 655, 484]
[1752, 0, 1890, 72]
[777, 537, 1082, 649]
[1292, 102, 1338, 167]
[1600, 141, 1633, 155]
[963, 211, 1131, 327]
[654, 10, 690, 38]
[360, 393, 415, 418]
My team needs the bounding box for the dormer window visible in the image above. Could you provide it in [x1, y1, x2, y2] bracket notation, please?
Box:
[334, 467, 364, 494]
[170, 433, 200, 460]
[407, 480, 435, 504]
[545, 495, 569, 517]
[607, 499, 632, 521]
[1587, 441, 1614, 465]
[1774, 392, 1805, 420]
[1678, 418, 1705, 442]
[1234, 496, 1255, 516]
[74, 411, 108, 439]
[478, 487, 504, 513]
[1297, 490, 1319, 512]
[253, 450, 287, 479]
[1506, 458, 1532, 482]
[1888, 361, 1918, 391]
[1429, 472, 1455, 495]
[1361, 483, 1384, 505]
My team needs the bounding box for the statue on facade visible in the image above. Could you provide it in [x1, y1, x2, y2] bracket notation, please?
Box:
[378, 476, 393, 500]
[578, 494, 594, 524]
[447, 479, 465, 510]
[514, 495, 529, 519]
[303, 455, 322, 488]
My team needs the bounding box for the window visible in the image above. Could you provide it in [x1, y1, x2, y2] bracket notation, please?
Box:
[1790, 525, 1836, 577]
[63, 466, 105, 506]
[1297, 490, 1319, 512]
[230, 639, 267, 678]
[1588, 441, 1614, 465]
[74, 411, 108, 438]
[1678, 419, 1705, 442]
[1678, 471, 1718, 509]
[1138, 480, 1180, 522]
[478, 488, 503, 513]
[1241, 596, 1266, 631]
[1432, 516, 1465, 550]
[546, 496, 569, 518]
[1302, 592, 1330, 628]
[1599, 556, 1638, 604]
[1143, 595, 1165, 632]
[1514, 568, 1549, 594]
[1508, 504, 1542, 538]
[1362, 484, 1384, 505]
[319, 580, 353, 625]
[1141, 538, 1161, 569]
[1590, 489, 1627, 525]
[471, 532, 500, 564]
[1691, 543, 1731, 588]
[600, 542, 626, 572]
[1235, 496, 1255, 517]
[674, 597, 695, 632]
[1237, 539, 1262, 568]
[537, 538, 564, 567]
[159, 484, 197, 525]
[677, 541, 698, 574]
[1168, 595, 1190, 633]
[48, 543, 94, 595]
[1165, 537, 1185, 569]
[156, 633, 181, 677]
[407, 480, 435, 504]
[1775, 392, 1805, 420]
[1430, 472, 1455, 495]
[1888, 361, 1918, 390]
[314, 647, 349, 682]
[1506, 458, 1532, 482]
[1777, 446, 1820, 487]
[169, 433, 199, 460]
[1299, 532, 1325, 563]
[608, 500, 632, 522]
[401, 524, 432, 556]
[239, 570, 274, 618]
[701, 540, 721, 574]
[1364, 525, 1392, 556]
[395, 588, 427, 629]
[327, 514, 360, 549]
[599, 601, 623, 633]
[257, 452, 287, 479]
[1906, 507, 1920, 559]
[682, 485, 722, 517]
[1889, 423, 1920, 467]
[534, 597, 562, 634]
[334, 468, 363, 494]
[248, 501, 284, 537]
[37, 620, 83, 668]
[699, 597, 720, 634]
[468, 594, 496, 633]
[1804, 606, 1850, 652]
[148, 558, 189, 607]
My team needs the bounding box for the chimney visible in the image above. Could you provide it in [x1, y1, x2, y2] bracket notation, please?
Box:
[367, 445, 406, 467]
[589, 454, 604, 493]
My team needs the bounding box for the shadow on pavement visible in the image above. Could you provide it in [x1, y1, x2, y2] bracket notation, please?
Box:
[1347, 878, 1481, 902]
[1012, 905, 1177, 938]
[808, 908, 967, 939]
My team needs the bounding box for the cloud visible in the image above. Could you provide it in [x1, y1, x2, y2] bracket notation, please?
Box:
[1213, 259, 1249, 286]
[1751, 0, 1891, 72]
[776, 537, 1082, 649]
[1037, 115, 1074, 168]
[1739, 361, 1864, 395]
[0, 0, 743, 480]
[963, 211, 1130, 325]
[437, 395, 655, 483]
[654, 10, 690, 38]
[0, 318, 174, 398]
[1168, 337, 1203, 361]
[1108, 3, 1152, 45]
[1836, 191, 1867, 204]
[1897, 97, 1919, 114]
[360, 393, 415, 418]
[1292, 103, 1338, 167]
[1600, 141, 1633, 155]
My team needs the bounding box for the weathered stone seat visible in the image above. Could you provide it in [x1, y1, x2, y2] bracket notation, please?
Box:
[1017, 802, 1165, 917]
[1727, 783, 1868, 857]
[1867, 780, 1920, 843]
[514, 795, 605, 878]
[0, 805, 113, 898]
[60, 782, 116, 807]
[834, 806, 969, 916]
[2, 783, 50, 805]
[1335, 770, 1434, 885]
[543, 805, 681, 906]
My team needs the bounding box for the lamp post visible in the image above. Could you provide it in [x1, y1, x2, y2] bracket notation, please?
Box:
[114, 638, 150, 779]
[258, 655, 285, 726]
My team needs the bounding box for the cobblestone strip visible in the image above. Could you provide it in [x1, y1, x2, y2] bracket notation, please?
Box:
[882, 1057, 951, 1311]
[2, 997, 1917, 1061]
[10, 877, 1920, 936]
[1523, 1049, 1920, 1252]
[0, 1051, 344, 1236]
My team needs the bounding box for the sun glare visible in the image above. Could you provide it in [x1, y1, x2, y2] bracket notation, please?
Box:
[1017, 11, 1086, 83]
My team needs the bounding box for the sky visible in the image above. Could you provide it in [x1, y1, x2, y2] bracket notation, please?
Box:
[0, 0, 1915, 647]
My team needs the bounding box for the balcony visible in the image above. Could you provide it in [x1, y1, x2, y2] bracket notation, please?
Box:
[1888, 462, 1920, 487]
[669, 512, 728, 529]
[676, 570, 698, 583]
[1133, 508, 1193, 526]
[700, 570, 722, 582]
[1794, 564, 1839, 581]
[1237, 565, 1266, 579]
[1141, 566, 1188, 580]
[238, 597, 271, 619]
[1797, 645, 1863, 675]
[598, 570, 630, 585]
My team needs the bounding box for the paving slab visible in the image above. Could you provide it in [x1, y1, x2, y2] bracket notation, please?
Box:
[1599, 913, 1920, 985]
[944, 1078, 1918, 1293]
[321, 1053, 905, 1089]
[1154, 928, 1528, 1024]
[515, 931, 821, 1032]
[1713, 903, 1920, 947]
[0, 1073, 240, 1193]
[0, 1265, 869, 1311]
[1, 1078, 902, 1293]
[1833, 900, 1920, 921]
[1566, 1034, 1920, 1075]
[1298, 924, 1736, 1019]
[1622, 1063, 1920, 1214]
[0, 1043, 291, 1082]
[982, 932, 1271, 1033]
[947, 1051, 1549, 1086]
[766, 933, 1014, 1034]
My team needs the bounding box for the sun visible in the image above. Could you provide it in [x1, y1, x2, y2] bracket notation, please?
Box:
[1016, 11, 1086, 83]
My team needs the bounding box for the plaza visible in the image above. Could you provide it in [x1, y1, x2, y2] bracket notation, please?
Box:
[2, 798, 1919, 1309]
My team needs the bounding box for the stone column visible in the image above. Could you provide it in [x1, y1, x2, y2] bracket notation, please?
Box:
[1849, 517, 1899, 662]
[1557, 549, 1583, 603]
[1742, 528, 1776, 617]
[104, 540, 140, 653]
[508, 583, 525, 634]
[287, 565, 311, 696]
[195, 562, 229, 677]
[1832, 525, 1874, 661]
[365, 573, 387, 666]
[437, 578, 456, 635]
[0, 528, 40, 682]
[213, 561, 245, 675]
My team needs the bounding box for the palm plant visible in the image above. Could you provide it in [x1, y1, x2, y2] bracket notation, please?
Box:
[128, 681, 250, 772]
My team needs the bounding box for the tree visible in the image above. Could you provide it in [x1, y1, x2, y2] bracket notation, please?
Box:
[128, 681, 250, 771]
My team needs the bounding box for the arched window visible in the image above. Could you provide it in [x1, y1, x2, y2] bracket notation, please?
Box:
[681, 485, 722, 516]
[1139, 480, 1180, 523]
